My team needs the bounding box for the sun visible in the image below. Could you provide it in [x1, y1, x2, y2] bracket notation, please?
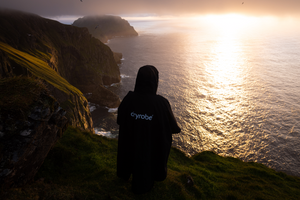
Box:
[206, 14, 249, 27]
[184, 14, 256, 89]
[191, 14, 258, 36]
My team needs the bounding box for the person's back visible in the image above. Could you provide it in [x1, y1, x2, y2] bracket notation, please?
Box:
[117, 65, 181, 194]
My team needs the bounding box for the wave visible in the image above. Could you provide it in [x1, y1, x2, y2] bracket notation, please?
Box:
[120, 74, 130, 78]
[94, 127, 117, 139]
[88, 102, 98, 112]
[104, 82, 120, 88]
[106, 107, 118, 113]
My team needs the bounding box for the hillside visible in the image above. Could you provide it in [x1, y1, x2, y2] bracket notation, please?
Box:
[0, 41, 93, 130]
[72, 15, 138, 43]
[1, 127, 300, 200]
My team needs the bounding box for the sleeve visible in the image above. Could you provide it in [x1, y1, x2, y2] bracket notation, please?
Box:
[163, 98, 181, 134]
[116, 92, 133, 180]
[117, 92, 130, 125]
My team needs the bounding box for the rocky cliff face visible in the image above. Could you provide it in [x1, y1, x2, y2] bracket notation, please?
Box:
[0, 9, 122, 128]
[0, 41, 94, 132]
[0, 9, 125, 188]
[0, 77, 68, 188]
[72, 15, 138, 43]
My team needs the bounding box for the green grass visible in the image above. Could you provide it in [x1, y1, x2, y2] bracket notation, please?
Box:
[0, 76, 47, 110]
[0, 42, 82, 96]
[0, 42, 92, 129]
[2, 127, 300, 200]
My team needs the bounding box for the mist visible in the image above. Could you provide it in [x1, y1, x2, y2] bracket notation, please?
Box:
[0, 0, 300, 18]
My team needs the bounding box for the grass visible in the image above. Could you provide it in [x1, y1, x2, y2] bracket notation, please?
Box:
[0, 76, 47, 110]
[0, 42, 82, 96]
[1, 126, 300, 200]
[0, 42, 92, 129]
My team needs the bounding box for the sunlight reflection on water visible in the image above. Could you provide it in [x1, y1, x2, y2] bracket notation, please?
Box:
[105, 15, 300, 176]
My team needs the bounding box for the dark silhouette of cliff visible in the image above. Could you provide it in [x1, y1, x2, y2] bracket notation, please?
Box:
[0, 8, 123, 188]
[72, 15, 138, 43]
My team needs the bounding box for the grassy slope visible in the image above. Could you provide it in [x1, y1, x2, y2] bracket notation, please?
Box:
[2, 127, 300, 200]
[0, 42, 82, 96]
[0, 76, 46, 110]
[0, 42, 93, 129]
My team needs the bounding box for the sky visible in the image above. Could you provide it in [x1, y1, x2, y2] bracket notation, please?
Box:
[0, 0, 300, 19]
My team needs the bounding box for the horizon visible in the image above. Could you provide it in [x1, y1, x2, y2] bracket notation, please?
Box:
[1, 0, 300, 20]
[1, 0, 300, 31]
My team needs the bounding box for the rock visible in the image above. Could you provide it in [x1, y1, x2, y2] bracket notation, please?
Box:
[186, 175, 194, 186]
[45, 83, 94, 132]
[113, 52, 123, 64]
[0, 78, 68, 188]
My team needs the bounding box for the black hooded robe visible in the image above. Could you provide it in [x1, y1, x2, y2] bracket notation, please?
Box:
[117, 65, 181, 194]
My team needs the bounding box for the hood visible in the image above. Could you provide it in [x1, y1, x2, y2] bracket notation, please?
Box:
[134, 65, 159, 95]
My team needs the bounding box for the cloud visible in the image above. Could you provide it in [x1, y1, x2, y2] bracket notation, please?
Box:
[0, 0, 299, 17]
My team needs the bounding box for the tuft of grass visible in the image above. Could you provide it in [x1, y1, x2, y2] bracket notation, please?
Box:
[0, 76, 46, 110]
[2, 127, 300, 200]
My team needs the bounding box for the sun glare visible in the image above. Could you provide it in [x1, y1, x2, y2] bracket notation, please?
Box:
[196, 14, 258, 35]
[209, 38, 245, 87]
[182, 14, 254, 97]
[189, 14, 254, 87]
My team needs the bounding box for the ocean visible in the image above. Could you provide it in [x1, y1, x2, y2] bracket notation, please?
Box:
[92, 15, 300, 177]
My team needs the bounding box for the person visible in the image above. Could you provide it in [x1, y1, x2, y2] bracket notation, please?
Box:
[117, 65, 181, 194]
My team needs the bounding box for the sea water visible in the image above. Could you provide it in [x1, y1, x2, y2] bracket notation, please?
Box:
[93, 16, 300, 177]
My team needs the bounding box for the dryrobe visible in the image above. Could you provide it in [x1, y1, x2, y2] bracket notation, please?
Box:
[117, 65, 181, 194]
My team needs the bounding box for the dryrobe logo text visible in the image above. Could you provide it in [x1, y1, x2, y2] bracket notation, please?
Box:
[131, 112, 153, 121]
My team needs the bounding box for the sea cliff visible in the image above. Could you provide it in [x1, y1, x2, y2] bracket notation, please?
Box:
[0, 77, 68, 188]
[72, 15, 138, 43]
[0, 9, 129, 189]
[0, 9, 123, 129]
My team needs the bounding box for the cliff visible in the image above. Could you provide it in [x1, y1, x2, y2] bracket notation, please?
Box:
[72, 15, 138, 43]
[0, 9, 122, 188]
[0, 77, 68, 188]
[0, 9, 121, 128]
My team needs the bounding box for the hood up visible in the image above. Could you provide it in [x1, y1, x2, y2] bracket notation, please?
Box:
[134, 65, 159, 95]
